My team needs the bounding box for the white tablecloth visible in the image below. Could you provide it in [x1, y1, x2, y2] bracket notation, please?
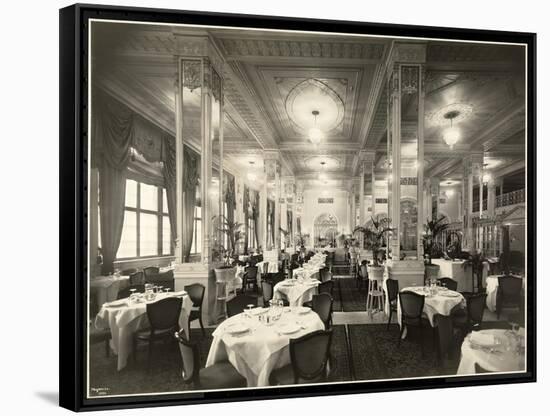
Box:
[90, 275, 130, 311]
[431, 259, 489, 292]
[205, 306, 325, 387]
[485, 274, 524, 312]
[95, 291, 193, 370]
[274, 279, 319, 306]
[255, 261, 279, 274]
[398, 286, 466, 328]
[457, 329, 525, 375]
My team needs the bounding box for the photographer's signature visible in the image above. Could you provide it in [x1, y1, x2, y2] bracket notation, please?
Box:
[91, 387, 110, 396]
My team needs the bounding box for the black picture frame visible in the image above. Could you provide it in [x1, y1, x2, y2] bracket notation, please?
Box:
[60, 3, 536, 412]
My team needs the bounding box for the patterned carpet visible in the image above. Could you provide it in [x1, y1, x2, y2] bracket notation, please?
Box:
[88, 328, 214, 397]
[348, 324, 450, 380]
[336, 277, 368, 312]
[88, 322, 455, 396]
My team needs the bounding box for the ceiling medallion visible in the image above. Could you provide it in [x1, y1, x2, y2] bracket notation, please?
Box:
[430, 103, 474, 126]
[286, 78, 345, 134]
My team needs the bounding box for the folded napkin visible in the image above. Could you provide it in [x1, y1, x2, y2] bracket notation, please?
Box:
[470, 332, 495, 347]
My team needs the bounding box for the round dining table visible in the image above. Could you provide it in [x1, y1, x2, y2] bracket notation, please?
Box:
[397, 286, 466, 338]
[205, 306, 325, 387]
[273, 278, 320, 306]
[457, 328, 525, 375]
[95, 290, 193, 371]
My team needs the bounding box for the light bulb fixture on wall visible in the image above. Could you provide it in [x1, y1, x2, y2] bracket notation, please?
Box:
[308, 110, 323, 145]
[482, 173, 492, 184]
[442, 110, 461, 149]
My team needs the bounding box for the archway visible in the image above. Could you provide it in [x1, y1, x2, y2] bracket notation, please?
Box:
[313, 213, 339, 247]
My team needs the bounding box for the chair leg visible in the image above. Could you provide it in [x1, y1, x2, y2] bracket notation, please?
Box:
[398, 324, 405, 346]
[199, 314, 206, 337]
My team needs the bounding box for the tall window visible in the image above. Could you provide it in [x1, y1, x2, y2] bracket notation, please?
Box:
[190, 205, 202, 255]
[117, 179, 172, 259]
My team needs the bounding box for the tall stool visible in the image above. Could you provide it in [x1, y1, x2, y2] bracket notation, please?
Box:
[366, 272, 385, 316]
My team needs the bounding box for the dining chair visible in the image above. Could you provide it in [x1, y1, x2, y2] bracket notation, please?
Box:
[117, 284, 145, 299]
[226, 294, 258, 317]
[437, 277, 458, 292]
[320, 267, 332, 282]
[143, 266, 160, 280]
[261, 280, 274, 307]
[318, 280, 334, 297]
[385, 278, 399, 330]
[174, 330, 246, 389]
[184, 283, 205, 337]
[269, 329, 333, 385]
[129, 271, 145, 285]
[398, 291, 427, 355]
[242, 266, 259, 294]
[133, 297, 182, 369]
[303, 280, 334, 308]
[453, 293, 487, 336]
[475, 363, 493, 373]
[434, 314, 457, 368]
[312, 293, 333, 329]
[89, 322, 111, 358]
[496, 275, 523, 319]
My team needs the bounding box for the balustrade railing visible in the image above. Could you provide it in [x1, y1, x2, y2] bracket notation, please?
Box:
[496, 189, 525, 208]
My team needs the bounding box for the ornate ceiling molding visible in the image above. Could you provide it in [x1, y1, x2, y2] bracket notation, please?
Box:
[218, 38, 386, 62]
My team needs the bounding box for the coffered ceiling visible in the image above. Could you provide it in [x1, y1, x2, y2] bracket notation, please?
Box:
[91, 21, 526, 190]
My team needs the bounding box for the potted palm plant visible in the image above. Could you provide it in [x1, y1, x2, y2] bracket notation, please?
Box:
[422, 216, 449, 281]
[353, 215, 394, 280]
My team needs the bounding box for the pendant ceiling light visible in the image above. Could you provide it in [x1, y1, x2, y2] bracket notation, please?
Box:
[442, 110, 461, 149]
[318, 161, 327, 182]
[247, 161, 256, 181]
[308, 110, 323, 145]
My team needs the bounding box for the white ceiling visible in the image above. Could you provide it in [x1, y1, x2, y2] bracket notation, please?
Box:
[91, 21, 526, 190]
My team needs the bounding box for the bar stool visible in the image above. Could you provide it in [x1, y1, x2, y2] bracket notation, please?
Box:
[366, 272, 385, 316]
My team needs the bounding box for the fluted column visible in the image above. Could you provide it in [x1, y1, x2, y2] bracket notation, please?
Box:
[487, 178, 496, 218]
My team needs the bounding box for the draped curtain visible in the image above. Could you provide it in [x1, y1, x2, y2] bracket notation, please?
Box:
[182, 148, 200, 261]
[94, 89, 179, 273]
[94, 91, 133, 274]
[287, 209, 293, 240]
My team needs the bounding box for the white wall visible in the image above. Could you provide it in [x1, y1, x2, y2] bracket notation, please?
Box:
[302, 189, 350, 237]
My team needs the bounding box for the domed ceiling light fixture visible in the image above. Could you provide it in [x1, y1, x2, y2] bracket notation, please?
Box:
[442, 110, 461, 149]
[308, 110, 323, 145]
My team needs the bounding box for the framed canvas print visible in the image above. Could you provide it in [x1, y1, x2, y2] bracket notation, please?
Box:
[59, 3, 536, 411]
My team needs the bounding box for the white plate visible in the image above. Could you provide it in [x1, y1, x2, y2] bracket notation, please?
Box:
[225, 322, 249, 335]
[441, 291, 460, 297]
[296, 306, 311, 314]
[277, 323, 301, 335]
